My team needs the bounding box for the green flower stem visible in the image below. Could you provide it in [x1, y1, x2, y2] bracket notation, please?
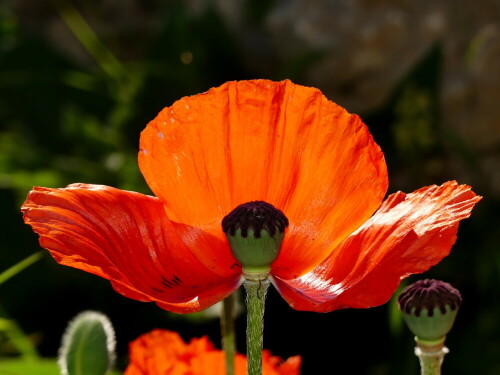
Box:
[415, 338, 449, 375]
[244, 279, 270, 375]
[51, 0, 127, 83]
[221, 294, 236, 375]
[0, 251, 43, 285]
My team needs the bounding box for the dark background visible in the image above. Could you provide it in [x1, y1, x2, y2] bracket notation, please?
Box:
[1, 1, 499, 374]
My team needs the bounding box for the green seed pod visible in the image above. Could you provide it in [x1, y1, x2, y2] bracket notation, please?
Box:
[398, 279, 462, 342]
[58, 311, 116, 375]
[222, 201, 288, 280]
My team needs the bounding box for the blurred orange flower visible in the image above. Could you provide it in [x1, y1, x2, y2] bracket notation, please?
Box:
[124, 329, 301, 375]
[22, 80, 481, 313]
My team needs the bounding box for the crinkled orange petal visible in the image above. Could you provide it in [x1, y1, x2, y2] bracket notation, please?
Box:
[188, 350, 301, 375]
[22, 184, 241, 313]
[125, 330, 192, 375]
[262, 351, 302, 375]
[125, 329, 301, 375]
[272, 181, 481, 312]
[139, 79, 388, 278]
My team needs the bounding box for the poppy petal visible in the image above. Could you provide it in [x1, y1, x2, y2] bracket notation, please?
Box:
[272, 181, 481, 312]
[125, 329, 301, 375]
[22, 184, 241, 313]
[139, 79, 388, 277]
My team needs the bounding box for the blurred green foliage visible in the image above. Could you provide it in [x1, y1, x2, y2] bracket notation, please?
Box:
[0, 359, 122, 375]
[0, 1, 499, 375]
[0, 359, 61, 375]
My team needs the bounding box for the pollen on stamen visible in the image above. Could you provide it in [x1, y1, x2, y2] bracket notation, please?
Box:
[158, 131, 164, 139]
[170, 118, 175, 123]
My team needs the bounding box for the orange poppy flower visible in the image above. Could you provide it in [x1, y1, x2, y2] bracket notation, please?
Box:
[124, 329, 301, 375]
[22, 80, 481, 313]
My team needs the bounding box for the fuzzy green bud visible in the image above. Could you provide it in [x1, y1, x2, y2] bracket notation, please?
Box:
[58, 311, 116, 375]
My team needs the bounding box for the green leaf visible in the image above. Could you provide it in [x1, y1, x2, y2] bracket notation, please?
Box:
[0, 359, 123, 375]
[0, 359, 59, 375]
[0, 317, 39, 359]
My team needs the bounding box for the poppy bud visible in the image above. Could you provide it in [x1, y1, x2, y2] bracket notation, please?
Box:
[398, 279, 462, 343]
[58, 311, 116, 375]
[222, 201, 288, 281]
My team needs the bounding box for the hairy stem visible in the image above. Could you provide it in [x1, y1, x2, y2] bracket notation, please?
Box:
[244, 279, 270, 375]
[415, 338, 449, 375]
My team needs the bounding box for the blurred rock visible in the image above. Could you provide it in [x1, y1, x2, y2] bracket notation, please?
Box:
[442, 22, 500, 194]
[199, 0, 500, 195]
[267, 0, 446, 112]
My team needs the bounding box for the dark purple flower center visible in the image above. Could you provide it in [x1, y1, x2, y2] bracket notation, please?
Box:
[398, 279, 462, 317]
[222, 201, 289, 238]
